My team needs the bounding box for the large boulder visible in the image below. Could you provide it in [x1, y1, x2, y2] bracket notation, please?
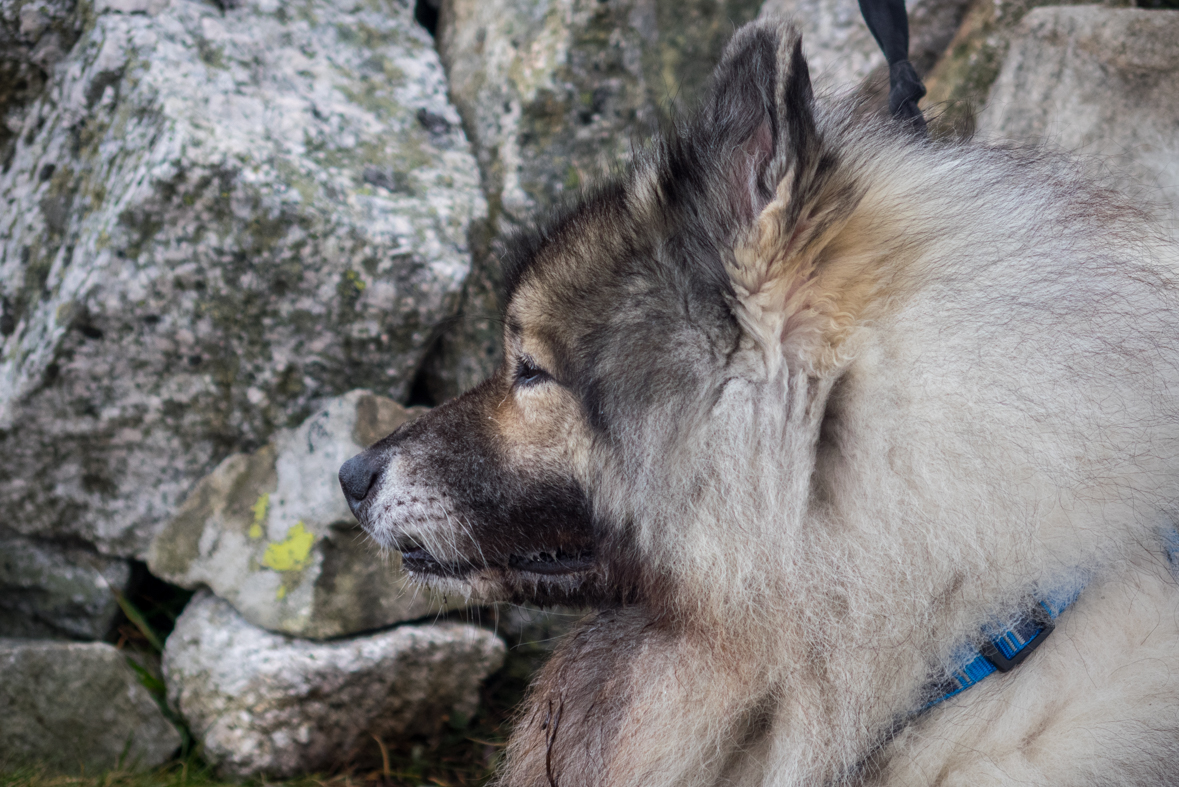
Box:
[977, 6, 1179, 226]
[0, 533, 131, 640]
[0, 639, 181, 772]
[163, 592, 506, 779]
[148, 390, 454, 639]
[422, 0, 762, 400]
[0, 0, 486, 558]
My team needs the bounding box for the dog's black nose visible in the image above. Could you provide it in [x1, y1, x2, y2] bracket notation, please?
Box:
[339, 451, 382, 516]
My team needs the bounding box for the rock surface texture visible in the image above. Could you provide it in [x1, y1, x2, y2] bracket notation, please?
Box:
[149, 390, 452, 639]
[978, 6, 1179, 227]
[423, 0, 761, 400]
[919, 0, 1135, 137]
[0, 533, 131, 639]
[163, 592, 506, 779]
[0, 639, 181, 771]
[0, 0, 485, 558]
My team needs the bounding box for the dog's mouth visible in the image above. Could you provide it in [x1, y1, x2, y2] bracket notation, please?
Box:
[400, 546, 595, 578]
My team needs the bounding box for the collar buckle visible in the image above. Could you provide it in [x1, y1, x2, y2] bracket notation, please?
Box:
[977, 600, 1056, 673]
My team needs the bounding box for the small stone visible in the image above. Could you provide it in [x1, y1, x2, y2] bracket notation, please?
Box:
[164, 592, 506, 779]
[148, 390, 455, 639]
[0, 533, 132, 640]
[0, 639, 181, 772]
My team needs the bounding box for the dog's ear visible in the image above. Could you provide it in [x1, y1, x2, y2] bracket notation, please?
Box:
[706, 21, 870, 376]
[706, 20, 819, 226]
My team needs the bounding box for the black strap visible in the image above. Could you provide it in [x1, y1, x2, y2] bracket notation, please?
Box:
[857, 0, 927, 134]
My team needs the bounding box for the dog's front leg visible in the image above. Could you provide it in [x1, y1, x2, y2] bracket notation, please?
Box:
[497, 607, 770, 787]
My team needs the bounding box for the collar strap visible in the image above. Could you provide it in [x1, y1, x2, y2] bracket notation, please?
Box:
[923, 528, 1178, 710]
[925, 579, 1085, 709]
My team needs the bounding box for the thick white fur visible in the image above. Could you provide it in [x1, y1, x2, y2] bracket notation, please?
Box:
[532, 109, 1179, 784]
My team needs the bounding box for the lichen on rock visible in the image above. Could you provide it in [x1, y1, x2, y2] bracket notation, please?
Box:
[148, 390, 453, 639]
[0, 0, 84, 156]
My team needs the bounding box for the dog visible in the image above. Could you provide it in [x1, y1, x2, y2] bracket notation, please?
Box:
[341, 18, 1179, 786]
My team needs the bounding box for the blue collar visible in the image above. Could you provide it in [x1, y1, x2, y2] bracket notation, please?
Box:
[926, 527, 1179, 709]
[925, 578, 1085, 708]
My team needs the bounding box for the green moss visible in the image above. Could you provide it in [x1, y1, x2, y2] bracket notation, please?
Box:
[272, 159, 320, 204]
[19, 248, 53, 315]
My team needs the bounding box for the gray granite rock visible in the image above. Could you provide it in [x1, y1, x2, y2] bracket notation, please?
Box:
[0, 638, 181, 771]
[422, 0, 761, 401]
[163, 591, 506, 779]
[148, 390, 455, 639]
[977, 6, 1179, 229]
[0, 533, 132, 640]
[0, 0, 486, 558]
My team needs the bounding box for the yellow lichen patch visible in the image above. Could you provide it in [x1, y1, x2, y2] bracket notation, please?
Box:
[248, 493, 270, 539]
[261, 521, 316, 572]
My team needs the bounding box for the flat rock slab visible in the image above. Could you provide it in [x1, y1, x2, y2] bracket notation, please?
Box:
[163, 592, 505, 779]
[149, 390, 455, 639]
[0, 639, 181, 772]
[0, 534, 131, 640]
[0, 0, 485, 558]
[978, 6, 1179, 229]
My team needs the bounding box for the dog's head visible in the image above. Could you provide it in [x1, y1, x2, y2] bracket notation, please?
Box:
[340, 20, 893, 608]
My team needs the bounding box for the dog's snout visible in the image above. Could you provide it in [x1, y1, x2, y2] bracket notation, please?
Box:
[339, 450, 383, 516]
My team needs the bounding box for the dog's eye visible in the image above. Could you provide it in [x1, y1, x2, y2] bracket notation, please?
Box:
[515, 358, 550, 387]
